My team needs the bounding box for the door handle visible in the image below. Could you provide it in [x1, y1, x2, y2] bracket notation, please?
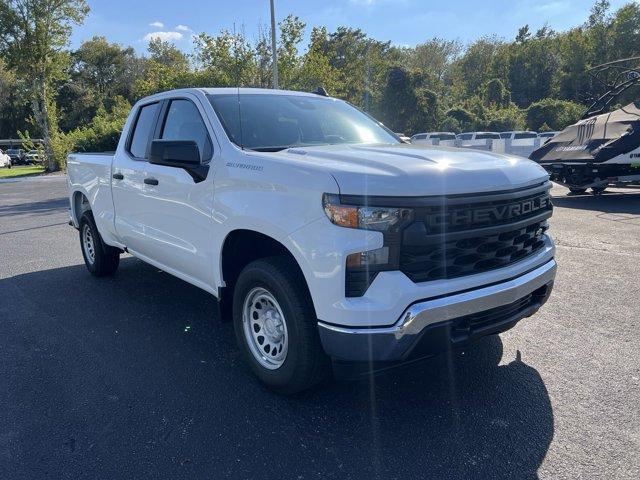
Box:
[144, 177, 159, 186]
[112, 172, 124, 180]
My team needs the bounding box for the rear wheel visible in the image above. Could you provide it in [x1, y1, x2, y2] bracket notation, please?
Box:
[233, 256, 330, 394]
[79, 211, 120, 276]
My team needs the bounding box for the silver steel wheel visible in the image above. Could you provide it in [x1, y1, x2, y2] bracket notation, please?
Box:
[242, 287, 289, 370]
[82, 223, 96, 264]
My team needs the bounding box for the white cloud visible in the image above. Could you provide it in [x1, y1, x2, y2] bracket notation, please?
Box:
[149, 21, 164, 28]
[534, 1, 571, 14]
[143, 31, 184, 42]
[175, 24, 190, 32]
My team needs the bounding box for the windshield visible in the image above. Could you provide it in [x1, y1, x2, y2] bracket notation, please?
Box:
[207, 94, 399, 151]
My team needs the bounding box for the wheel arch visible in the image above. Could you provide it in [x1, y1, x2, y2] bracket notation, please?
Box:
[217, 229, 314, 322]
[71, 189, 91, 226]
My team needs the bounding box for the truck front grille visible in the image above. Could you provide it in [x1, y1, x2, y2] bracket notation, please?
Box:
[399, 220, 548, 283]
[343, 182, 553, 297]
[397, 183, 552, 284]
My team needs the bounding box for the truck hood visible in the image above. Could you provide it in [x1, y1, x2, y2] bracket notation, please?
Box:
[280, 144, 549, 196]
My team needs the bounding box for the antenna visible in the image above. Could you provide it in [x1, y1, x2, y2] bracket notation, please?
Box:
[237, 86, 244, 150]
[232, 23, 244, 150]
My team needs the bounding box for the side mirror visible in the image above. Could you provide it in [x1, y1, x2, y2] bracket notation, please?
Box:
[149, 140, 200, 167]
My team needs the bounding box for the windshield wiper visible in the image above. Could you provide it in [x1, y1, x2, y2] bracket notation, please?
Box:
[249, 146, 289, 152]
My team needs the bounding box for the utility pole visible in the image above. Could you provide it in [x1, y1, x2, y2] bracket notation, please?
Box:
[270, 0, 279, 89]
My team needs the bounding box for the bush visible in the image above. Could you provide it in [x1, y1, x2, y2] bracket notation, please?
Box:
[485, 106, 525, 131]
[445, 107, 477, 132]
[526, 98, 583, 131]
[66, 96, 131, 152]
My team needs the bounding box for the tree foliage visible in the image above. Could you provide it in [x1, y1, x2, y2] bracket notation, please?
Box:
[0, 0, 89, 170]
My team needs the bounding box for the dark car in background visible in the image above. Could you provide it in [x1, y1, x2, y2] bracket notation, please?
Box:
[6, 148, 27, 165]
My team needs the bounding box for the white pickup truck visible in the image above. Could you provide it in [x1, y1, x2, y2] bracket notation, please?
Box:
[67, 88, 556, 393]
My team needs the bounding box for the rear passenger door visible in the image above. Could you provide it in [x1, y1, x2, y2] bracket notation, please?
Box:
[135, 96, 216, 287]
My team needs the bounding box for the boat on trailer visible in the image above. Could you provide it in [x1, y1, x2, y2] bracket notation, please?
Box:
[529, 57, 640, 194]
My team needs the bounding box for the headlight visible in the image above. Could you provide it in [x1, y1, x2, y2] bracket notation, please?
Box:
[322, 194, 411, 231]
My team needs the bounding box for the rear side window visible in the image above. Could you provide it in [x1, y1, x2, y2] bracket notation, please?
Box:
[414, 134, 427, 140]
[433, 134, 455, 140]
[161, 99, 212, 161]
[129, 103, 159, 159]
[458, 133, 472, 140]
[475, 133, 500, 140]
[514, 132, 537, 139]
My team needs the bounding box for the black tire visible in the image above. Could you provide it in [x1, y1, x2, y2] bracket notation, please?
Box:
[568, 188, 587, 195]
[591, 186, 607, 195]
[233, 256, 330, 394]
[79, 211, 120, 277]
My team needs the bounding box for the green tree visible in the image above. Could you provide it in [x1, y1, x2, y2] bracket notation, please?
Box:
[450, 37, 502, 99]
[0, 57, 31, 138]
[296, 26, 338, 93]
[445, 107, 478, 132]
[485, 106, 525, 131]
[378, 67, 440, 133]
[0, 0, 89, 171]
[484, 78, 511, 108]
[193, 29, 255, 86]
[526, 98, 584, 130]
[147, 38, 189, 71]
[405, 38, 461, 84]
[277, 15, 305, 89]
[72, 36, 136, 97]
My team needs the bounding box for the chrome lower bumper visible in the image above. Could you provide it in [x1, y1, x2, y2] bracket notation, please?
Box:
[318, 259, 556, 362]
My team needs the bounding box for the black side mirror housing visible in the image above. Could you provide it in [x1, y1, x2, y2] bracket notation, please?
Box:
[148, 140, 210, 183]
[149, 140, 201, 167]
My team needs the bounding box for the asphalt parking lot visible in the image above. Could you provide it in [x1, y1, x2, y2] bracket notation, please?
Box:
[1, 176, 638, 479]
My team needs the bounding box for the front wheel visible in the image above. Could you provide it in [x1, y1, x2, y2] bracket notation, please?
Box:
[79, 211, 120, 276]
[233, 257, 330, 394]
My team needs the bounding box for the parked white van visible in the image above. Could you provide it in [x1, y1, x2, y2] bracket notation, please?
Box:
[410, 132, 456, 146]
[500, 131, 538, 140]
[456, 132, 501, 151]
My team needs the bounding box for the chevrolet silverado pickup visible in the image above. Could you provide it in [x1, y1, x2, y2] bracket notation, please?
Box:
[67, 88, 556, 394]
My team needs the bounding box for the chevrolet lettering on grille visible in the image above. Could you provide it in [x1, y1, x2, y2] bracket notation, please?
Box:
[428, 194, 552, 229]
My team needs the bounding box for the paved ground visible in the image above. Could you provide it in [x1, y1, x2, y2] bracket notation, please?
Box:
[0, 176, 638, 480]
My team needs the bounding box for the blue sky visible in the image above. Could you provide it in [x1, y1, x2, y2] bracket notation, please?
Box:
[70, 0, 631, 53]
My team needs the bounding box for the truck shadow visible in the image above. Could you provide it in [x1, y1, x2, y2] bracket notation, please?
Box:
[1, 257, 553, 480]
[0, 196, 69, 218]
[551, 188, 640, 215]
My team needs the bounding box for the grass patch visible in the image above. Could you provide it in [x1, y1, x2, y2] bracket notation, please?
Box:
[0, 165, 46, 179]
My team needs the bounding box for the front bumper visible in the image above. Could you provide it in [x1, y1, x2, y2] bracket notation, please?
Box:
[318, 258, 556, 362]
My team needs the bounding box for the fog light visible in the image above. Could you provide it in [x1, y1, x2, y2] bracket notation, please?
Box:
[346, 247, 389, 267]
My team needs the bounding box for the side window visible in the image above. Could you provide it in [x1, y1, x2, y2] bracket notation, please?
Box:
[161, 99, 212, 162]
[129, 102, 159, 159]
